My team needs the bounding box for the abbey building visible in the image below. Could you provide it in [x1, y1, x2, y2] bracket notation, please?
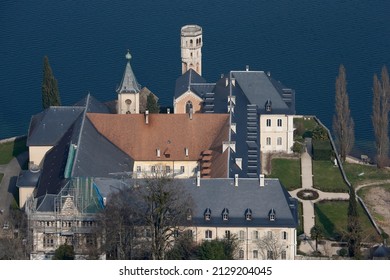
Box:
[18, 25, 298, 260]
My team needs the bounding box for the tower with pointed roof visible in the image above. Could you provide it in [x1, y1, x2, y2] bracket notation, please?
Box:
[117, 51, 141, 114]
[181, 25, 202, 76]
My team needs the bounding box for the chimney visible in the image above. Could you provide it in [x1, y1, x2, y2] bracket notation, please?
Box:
[246, 65, 249, 71]
[234, 174, 239, 187]
[185, 147, 189, 157]
[196, 171, 201, 187]
[225, 77, 229, 87]
[259, 174, 265, 187]
[145, 110, 149, 124]
[235, 158, 242, 170]
[231, 78, 236, 87]
[167, 108, 170, 114]
[156, 148, 160, 158]
[189, 108, 193, 120]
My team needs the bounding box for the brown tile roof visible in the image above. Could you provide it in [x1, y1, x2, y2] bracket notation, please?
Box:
[87, 113, 230, 177]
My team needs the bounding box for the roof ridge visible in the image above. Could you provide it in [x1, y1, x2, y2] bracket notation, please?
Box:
[70, 95, 90, 176]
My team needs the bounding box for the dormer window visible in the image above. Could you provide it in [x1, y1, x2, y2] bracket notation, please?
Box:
[186, 208, 192, 221]
[245, 208, 253, 221]
[222, 208, 229, 221]
[204, 208, 211, 221]
[265, 99, 272, 112]
[269, 208, 276, 221]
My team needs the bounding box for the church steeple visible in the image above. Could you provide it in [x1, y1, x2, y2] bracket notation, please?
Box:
[117, 50, 141, 94]
[117, 50, 140, 114]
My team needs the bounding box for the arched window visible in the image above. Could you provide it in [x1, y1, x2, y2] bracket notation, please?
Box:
[185, 101, 193, 114]
[190, 39, 193, 47]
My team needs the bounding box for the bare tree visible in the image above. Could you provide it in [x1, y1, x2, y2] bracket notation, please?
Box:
[333, 64, 354, 162]
[372, 65, 390, 168]
[257, 233, 287, 260]
[140, 177, 193, 259]
[99, 177, 193, 260]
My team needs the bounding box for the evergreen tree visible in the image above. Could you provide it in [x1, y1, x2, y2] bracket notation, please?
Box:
[146, 93, 159, 113]
[347, 189, 361, 259]
[332, 64, 355, 162]
[41, 56, 61, 109]
[372, 65, 390, 168]
[52, 244, 75, 260]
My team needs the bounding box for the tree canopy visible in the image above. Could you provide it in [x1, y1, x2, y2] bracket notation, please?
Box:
[42, 56, 61, 109]
[333, 64, 354, 162]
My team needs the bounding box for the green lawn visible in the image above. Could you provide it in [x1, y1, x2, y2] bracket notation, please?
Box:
[343, 162, 390, 187]
[313, 160, 349, 192]
[0, 137, 27, 164]
[315, 200, 381, 243]
[268, 158, 301, 191]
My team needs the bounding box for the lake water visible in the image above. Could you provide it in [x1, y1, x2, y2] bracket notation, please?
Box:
[1, 0, 389, 158]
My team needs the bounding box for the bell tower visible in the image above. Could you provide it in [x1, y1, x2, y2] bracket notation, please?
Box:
[181, 25, 202, 76]
[117, 50, 140, 114]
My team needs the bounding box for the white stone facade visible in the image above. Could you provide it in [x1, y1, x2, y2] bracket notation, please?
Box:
[181, 25, 202, 76]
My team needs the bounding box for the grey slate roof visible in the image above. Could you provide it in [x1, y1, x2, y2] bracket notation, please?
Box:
[35, 121, 75, 198]
[93, 177, 298, 228]
[16, 170, 41, 187]
[174, 69, 214, 99]
[70, 116, 134, 178]
[27, 107, 84, 146]
[116, 56, 141, 94]
[231, 71, 295, 115]
[73, 94, 111, 114]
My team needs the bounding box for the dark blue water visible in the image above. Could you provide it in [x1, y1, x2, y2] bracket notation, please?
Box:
[1, 0, 389, 157]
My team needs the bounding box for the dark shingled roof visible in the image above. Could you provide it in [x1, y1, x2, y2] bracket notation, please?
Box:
[35, 122, 75, 198]
[16, 170, 41, 188]
[93, 177, 298, 228]
[231, 71, 295, 115]
[71, 117, 134, 178]
[73, 94, 111, 114]
[174, 69, 211, 99]
[27, 107, 84, 146]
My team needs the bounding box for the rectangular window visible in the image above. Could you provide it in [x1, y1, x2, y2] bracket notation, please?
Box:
[267, 250, 274, 260]
[180, 166, 185, 173]
[43, 234, 54, 247]
[253, 250, 258, 259]
[266, 137, 271, 145]
[282, 231, 288, 240]
[266, 119, 271, 127]
[239, 250, 244, 259]
[165, 165, 171, 173]
[225, 230, 231, 239]
[277, 119, 282, 127]
[151, 166, 156, 173]
[267, 231, 273, 239]
[205, 230, 212, 239]
[281, 250, 287, 260]
[253, 230, 259, 240]
[277, 137, 282, 145]
[136, 166, 141, 172]
[239, 230, 245, 240]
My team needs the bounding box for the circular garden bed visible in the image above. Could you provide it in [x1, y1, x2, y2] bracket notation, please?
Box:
[297, 189, 319, 200]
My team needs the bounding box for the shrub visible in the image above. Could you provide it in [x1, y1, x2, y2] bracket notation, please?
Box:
[313, 139, 333, 160]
